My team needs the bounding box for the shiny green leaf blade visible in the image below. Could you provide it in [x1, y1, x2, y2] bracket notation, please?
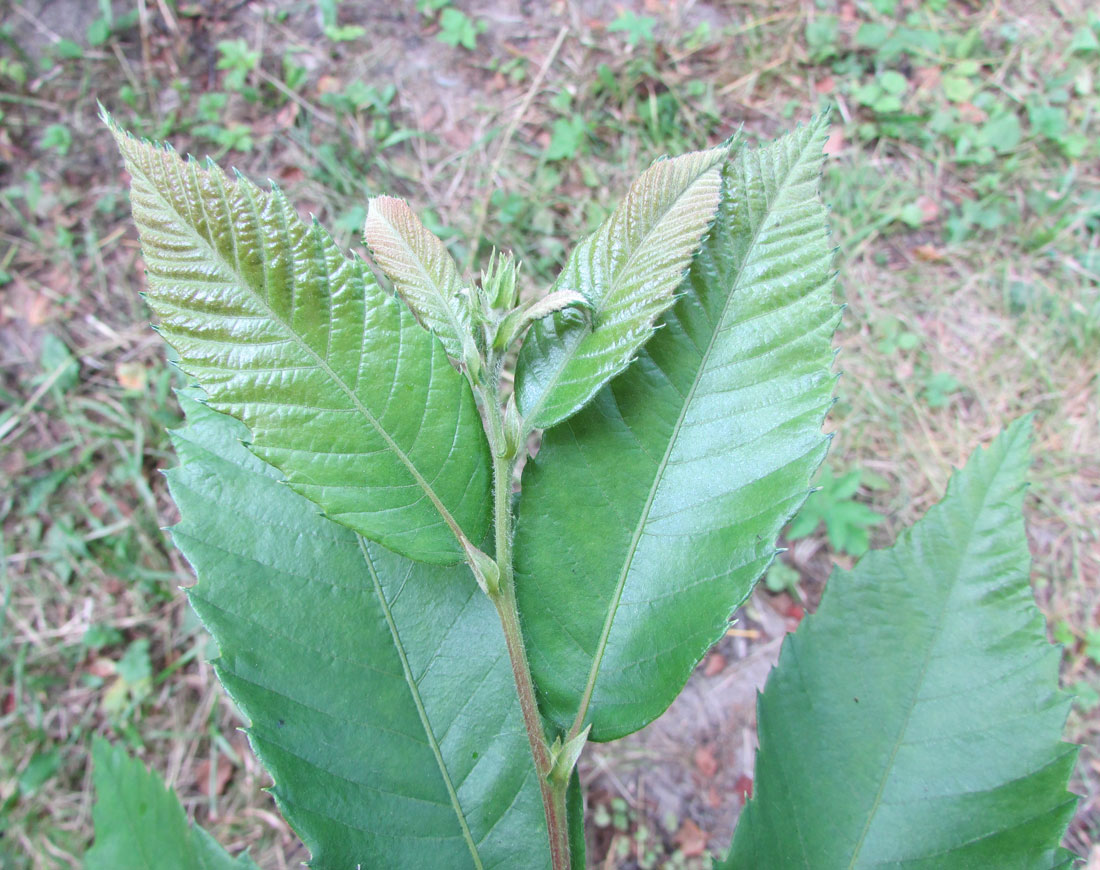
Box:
[166, 395, 548, 870]
[514, 145, 728, 429]
[110, 122, 490, 564]
[365, 195, 473, 363]
[515, 118, 840, 740]
[725, 418, 1079, 870]
[87, 737, 259, 870]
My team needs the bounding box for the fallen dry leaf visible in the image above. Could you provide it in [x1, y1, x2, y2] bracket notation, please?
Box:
[823, 128, 846, 156]
[675, 818, 709, 858]
[914, 66, 941, 90]
[913, 244, 946, 262]
[316, 74, 341, 96]
[115, 361, 148, 392]
[196, 754, 234, 797]
[704, 651, 727, 676]
[958, 102, 988, 124]
[917, 195, 940, 224]
[693, 745, 718, 779]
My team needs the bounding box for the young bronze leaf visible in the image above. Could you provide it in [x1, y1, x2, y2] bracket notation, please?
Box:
[109, 121, 490, 564]
[515, 118, 839, 740]
[167, 395, 549, 870]
[514, 144, 728, 430]
[723, 418, 1080, 869]
[365, 195, 474, 364]
[87, 738, 259, 870]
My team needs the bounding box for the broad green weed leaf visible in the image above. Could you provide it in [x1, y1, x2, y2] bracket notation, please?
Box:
[514, 144, 728, 430]
[724, 418, 1079, 870]
[364, 195, 474, 364]
[87, 737, 258, 870]
[515, 119, 840, 740]
[109, 120, 490, 564]
[166, 394, 548, 869]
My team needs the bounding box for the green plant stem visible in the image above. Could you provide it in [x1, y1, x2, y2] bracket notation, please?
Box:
[480, 388, 572, 870]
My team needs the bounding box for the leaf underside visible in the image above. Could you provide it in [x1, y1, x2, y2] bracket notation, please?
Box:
[515, 118, 841, 741]
[514, 144, 728, 430]
[87, 737, 259, 870]
[364, 195, 473, 363]
[725, 417, 1079, 870]
[167, 395, 549, 870]
[112, 123, 490, 564]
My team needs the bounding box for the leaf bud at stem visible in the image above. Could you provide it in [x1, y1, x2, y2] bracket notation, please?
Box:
[548, 725, 590, 785]
[462, 540, 500, 597]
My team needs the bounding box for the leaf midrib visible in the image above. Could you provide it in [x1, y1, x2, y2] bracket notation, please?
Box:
[571, 140, 818, 732]
[525, 159, 720, 426]
[142, 155, 469, 551]
[844, 472, 999, 869]
[359, 537, 484, 870]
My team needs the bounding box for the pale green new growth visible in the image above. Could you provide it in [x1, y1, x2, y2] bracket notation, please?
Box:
[98, 109, 1079, 870]
[515, 144, 729, 429]
[365, 195, 478, 372]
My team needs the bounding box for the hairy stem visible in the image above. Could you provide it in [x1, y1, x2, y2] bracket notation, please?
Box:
[480, 389, 572, 870]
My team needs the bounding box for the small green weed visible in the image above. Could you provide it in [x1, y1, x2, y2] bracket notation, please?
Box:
[436, 8, 487, 51]
[216, 39, 260, 92]
[608, 11, 656, 47]
[788, 467, 886, 557]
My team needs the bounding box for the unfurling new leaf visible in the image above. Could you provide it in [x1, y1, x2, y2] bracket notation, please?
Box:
[514, 144, 729, 430]
[364, 195, 478, 372]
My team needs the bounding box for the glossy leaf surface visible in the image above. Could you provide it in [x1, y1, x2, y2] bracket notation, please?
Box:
[112, 123, 490, 564]
[166, 395, 548, 869]
[514, 145, 727, 429]
[725, 418, 1079, 869]
[87, 737, 259, 870]
[515, 119, 840, 740]
[365, 195, 473, 364]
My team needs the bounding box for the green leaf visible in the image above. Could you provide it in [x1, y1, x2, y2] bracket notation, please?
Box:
[514, 144, 728, 430]
[87, 737, 258, 870]
[494, 290, 591, 352]
[364, 195, 474, 365]
[108, 118, 490, 565]
[725, 418, 1079, 869]
[515, 118, 840, 740]
[166, 394, 549, 869]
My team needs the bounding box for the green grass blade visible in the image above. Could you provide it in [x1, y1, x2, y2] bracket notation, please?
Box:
[109, 120, 490, 565]
[166, 394, 548, 869]
[87, 737, 258, 870]
[724, 417, 1080, 869]
[514, 144, 728, 429]
[515, 118, 840, 740]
